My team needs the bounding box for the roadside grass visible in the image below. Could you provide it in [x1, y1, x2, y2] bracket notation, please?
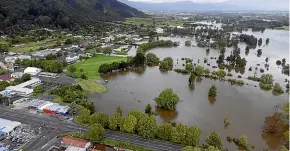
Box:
[74, 54, 127, 79]
[76, 80, 107, 93]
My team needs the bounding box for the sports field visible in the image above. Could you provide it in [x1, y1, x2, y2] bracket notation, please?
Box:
[74, 54, 127, 79]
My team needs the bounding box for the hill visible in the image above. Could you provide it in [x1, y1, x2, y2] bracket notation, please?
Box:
[118, 0, 241, 11]
[0, 0, 145, 33]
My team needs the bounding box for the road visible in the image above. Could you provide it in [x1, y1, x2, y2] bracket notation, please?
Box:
[0, 107, 184, 151]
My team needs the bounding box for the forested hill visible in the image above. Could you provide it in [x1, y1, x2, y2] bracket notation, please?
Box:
[0, 0, 145, 33]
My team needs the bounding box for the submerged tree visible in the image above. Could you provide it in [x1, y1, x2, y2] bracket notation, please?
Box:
[155, 88, 180, 110]
[205, 131, 223, 150]
[208, 85, 217, 97]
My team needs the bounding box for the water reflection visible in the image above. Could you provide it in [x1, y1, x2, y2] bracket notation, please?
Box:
[155, 107, 178, 122]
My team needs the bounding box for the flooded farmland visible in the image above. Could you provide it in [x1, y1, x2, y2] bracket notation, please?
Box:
[89, 29, 289, 150]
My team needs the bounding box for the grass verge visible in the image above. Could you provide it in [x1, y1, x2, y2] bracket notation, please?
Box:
[76, 80, 107, 93]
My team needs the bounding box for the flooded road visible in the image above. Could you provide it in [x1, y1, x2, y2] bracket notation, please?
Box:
[89, 29, 289, 150]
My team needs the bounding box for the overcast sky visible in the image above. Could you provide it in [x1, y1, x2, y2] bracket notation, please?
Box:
[127, 0, 289, 10]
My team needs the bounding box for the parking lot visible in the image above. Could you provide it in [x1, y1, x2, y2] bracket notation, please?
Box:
[0, 124, 39, 150]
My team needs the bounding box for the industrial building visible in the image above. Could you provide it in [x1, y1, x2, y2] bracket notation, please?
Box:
[13, 98, 70, 116]
[24, 67, 42, 76]
[0, 118, 21, 136]
[37, 72, 59, 78]
[2, 78, 41, 96]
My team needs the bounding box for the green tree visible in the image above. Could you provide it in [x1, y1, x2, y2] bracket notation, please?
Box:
[146, 53, 160, 66]
[33, 86, 45, 96]
[120, 115, 137, 133]
[205, 131, 223, 149]
[216, 69, 226, 80]
[272, 83, 284, 95]
[76, 108, 91, 124]
[170, 124, 187, 144]
[188, 73, 196, 84]
[103, 47, 113, 55]
[87, 123, 104, 143]
[185, 63, 193, 72]
[109, 112, 122, 130]
[80, 74, 88, 80]
[204, 69, 210, 75]
[195, 65, 204, 76]
[155, 88, 180, 110]
[128, 109, 146, 124]
[145, 104, 152, 114]
[156, 123, 173, 141]
[116, 105, 123, 116]
[90, 113, 109, 128]
[68, 65, 77, 73]
[208, 85, 217, 97]
[22, 73, 31, 82]
[137, 115, 157, 138]
[186, 126, 202, 146]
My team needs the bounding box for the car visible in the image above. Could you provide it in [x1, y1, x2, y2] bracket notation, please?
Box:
[12, 138, 16, 142]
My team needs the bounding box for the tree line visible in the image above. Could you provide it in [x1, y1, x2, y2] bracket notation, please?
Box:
[17, 58, 65, 73]
[76, 106, 228, 150]
[50, 85, 94, 113]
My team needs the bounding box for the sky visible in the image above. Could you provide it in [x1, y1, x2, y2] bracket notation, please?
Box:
[127, 0, 290, 10]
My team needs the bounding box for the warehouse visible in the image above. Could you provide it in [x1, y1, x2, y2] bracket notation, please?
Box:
[13, 98, 70, 116]
[0, 118, 21, 136]
[5, 78, 41, 96]
[24, 67, 42, 76]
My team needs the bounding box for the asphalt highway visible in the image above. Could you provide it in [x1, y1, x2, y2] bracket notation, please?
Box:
[0, 107, 184, 151]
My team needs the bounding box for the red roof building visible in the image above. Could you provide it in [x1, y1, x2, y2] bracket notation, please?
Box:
[62, 136, 91, 149]
[0, 74, 14, 81]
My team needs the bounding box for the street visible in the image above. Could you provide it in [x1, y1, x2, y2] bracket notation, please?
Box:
[0, 107, 184, 151]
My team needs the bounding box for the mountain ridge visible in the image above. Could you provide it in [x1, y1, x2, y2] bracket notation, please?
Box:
[118, 0, 243, 11]
[0, 0, 145, 32]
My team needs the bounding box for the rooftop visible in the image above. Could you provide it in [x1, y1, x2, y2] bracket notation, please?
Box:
[62, 137, 90, 148]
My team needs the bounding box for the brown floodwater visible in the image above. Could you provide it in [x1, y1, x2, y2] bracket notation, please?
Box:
[89, 29, 289, 151]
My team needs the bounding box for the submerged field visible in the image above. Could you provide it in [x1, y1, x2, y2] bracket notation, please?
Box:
[124, 17, 186, 27]
[76, 80, 107, 93]
[74, 55, 127, 79]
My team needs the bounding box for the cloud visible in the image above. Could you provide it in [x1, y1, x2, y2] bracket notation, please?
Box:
[128, 0, 231, 3]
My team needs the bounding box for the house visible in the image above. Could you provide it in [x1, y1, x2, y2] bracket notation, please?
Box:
[18, 55, 31, 61]
[0, 74, 14, 82]
[4, 56, 18, 63]
[11, 72, 24, 79]
[66, 55, 79, 63]
[62, 136, 91, 151]
[24, 67, 42, 76]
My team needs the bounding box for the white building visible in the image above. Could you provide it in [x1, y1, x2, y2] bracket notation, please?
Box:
[0, 118, 21, 136]
[38, 72, 59, 78]
[6, 78, 41, 96]
[66, 56, 79, 63]
[24, 67, 42, 76]
[4, 56, 18, 63]
[11, 72, 24, 79]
